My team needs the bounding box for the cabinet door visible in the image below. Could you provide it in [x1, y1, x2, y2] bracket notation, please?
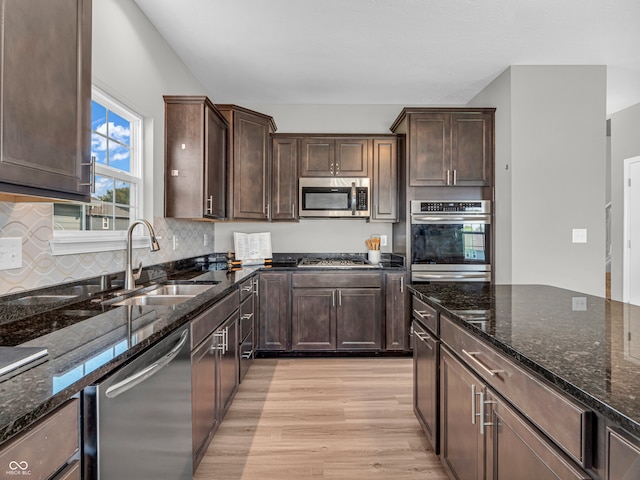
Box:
[451, 113, 493, 186]
[440, 348, 485, 480]
[232, 110, 270, 219]
[607, 428, 640, 480]
[164, 100, 205, 218]
[335, 138, 369, 177]
[292, 288, 336, 350]
[299, 138, 335, 176]
[0, 0, 91, 201]
[487, 392, 590, 480]
[409, 113, 451, 186]
[218, 311, 238, 419]
[204, 104, 228, 218]
[371, 138, 398, 221]
[258, 272, 291, 351]
[414, 320, 438, 451]
[191, 333, 218, 466]
[271, 137, 298, 220]
[385, 272, 406, 351]
[336, 288, 381, 350]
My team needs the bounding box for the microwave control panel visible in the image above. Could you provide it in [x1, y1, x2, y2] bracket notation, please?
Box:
[412, 200, 490, 214]
[356, 188, 368, 210]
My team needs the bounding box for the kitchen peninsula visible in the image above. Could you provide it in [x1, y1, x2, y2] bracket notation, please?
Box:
[410, 282, 640, 480]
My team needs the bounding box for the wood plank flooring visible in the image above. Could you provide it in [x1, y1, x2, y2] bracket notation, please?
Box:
[194, 357, 448, 480]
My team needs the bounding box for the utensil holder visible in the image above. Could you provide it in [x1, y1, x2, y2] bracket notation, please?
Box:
[368, 250, 381, 265]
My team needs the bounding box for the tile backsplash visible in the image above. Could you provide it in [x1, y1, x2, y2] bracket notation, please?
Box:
[0, 202, 216, 295]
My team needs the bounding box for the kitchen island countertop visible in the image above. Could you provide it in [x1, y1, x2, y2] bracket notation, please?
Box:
[409, 282, 640, 438]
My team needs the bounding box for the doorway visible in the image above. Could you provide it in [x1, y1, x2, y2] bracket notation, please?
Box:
[623, 156, 640, 305]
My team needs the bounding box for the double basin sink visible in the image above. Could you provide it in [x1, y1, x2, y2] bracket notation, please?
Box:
[5, 281, 220, 309]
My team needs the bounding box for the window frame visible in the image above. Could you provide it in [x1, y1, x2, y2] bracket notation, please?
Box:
[50, 86, 146, 256]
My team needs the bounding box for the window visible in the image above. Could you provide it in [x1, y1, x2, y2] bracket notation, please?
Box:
[51, 87, 144, 255]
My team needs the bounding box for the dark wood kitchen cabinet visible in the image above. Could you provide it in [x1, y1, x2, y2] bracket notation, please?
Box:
[291, 273, 382, 351]
[390, 108, 494, 187]
[371, 137, 398, 221]
[218, 310, 239, 418]
[606, 427, 640, 480]
[0, 0, 92, 202]
[271, 136, 298, 221]
[258, 272, 291, 351]
[299, 136, 370, 177]
[384, 271, 407, 351]
[164, 96, 228, 219]
[216, 105, 276, 220]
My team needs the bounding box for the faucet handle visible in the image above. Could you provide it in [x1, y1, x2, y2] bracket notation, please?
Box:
[133, 262, 143, 281]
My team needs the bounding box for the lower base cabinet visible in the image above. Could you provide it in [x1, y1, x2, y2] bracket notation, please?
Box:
[258, 272, 291, 351]
[413, 318, 439, 453]
[440, 348, 590, 480]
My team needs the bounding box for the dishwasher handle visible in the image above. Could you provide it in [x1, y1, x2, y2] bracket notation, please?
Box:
[105, 328, 189, 398]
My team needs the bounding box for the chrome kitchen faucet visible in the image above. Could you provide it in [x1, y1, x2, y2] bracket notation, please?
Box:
[125, 219, 160, 290]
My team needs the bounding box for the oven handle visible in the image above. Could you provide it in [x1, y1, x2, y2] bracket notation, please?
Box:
[411, 214, 491, 223]
[413, 273, 490, 281]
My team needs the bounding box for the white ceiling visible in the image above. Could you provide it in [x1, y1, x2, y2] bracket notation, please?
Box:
[134, 0, 640, 115]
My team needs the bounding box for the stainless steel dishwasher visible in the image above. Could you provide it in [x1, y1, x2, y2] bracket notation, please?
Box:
[83, 324, 192, 480]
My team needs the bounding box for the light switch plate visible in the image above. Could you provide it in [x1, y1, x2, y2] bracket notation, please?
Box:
[572, 229, 587, 243]
[0, 237, 22, 270]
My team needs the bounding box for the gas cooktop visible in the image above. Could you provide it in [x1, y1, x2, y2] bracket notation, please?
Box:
[297, 257, 380, 268]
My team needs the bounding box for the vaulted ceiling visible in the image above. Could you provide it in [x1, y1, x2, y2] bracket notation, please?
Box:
[134, 0, 640, 115]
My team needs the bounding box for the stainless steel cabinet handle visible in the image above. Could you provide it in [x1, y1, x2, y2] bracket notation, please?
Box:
[253, 278, 259, 296]
[338, 290, 342, 306]
[479, 391, 486, 435]
[241, 313, 253, 320]
[241, 285, 253, 292]
[446, 169, 450, 185]
[400, 276, 404, 293]
[214, 331, 225, 351]
[351, 182, 356, 216]
[332, 290, 336, 307]
[105, 329, 188, 398]
[206, 195, 213, 214]
[223, 327, 229, 354]
[463, 349, 505, 377]
[80, 155, 96, 193]
[471, 384, 478, 425]
[453, 169, 457, 185]
[241, 350, 254, 359]
[413, 309, 431, 319]
[415, 332, 434, 350]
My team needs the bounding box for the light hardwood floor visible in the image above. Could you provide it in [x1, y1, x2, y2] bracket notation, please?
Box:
[194, 357, 449, 480]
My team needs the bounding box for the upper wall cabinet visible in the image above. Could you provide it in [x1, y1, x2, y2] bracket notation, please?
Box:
[0, 0, 92, 202]
[164, 96, 228, 220]
[299, 136, 370, 177]
[371, 137, 398, 221]
[271, 136, 298, 221]
[390, 108, 495, 187]
[216, 105, 276, 221]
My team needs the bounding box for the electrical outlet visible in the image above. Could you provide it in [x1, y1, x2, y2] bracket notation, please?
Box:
[380, 235, 388, 247]
[203, 233, 208, 246]
[0, 237, 22, 270]
[572, 229, 587, 243]
[172, 235, 178, 250]
[572, 296, 587, 311]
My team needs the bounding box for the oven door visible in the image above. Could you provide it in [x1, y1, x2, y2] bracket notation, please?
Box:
[411, 216, 491, 282]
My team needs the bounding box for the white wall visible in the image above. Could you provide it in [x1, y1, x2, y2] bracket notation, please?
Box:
[468, 69, 512, 284]
[610, 103, 640, 301]
[471, 66, 607, 296]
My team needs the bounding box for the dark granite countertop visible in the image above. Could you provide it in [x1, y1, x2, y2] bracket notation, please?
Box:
[0, 252, 405, 445]
[409, 283, 640, 438]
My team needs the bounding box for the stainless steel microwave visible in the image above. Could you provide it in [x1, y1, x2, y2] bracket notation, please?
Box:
[299, 177, 370, 218]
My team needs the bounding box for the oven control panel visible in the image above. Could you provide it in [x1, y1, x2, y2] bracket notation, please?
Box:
[412, 200, 490, 214]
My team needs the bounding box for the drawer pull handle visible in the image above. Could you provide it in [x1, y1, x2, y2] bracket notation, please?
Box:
[413, 309, 431, 319]
[415, 332, 434, 350]
[242, 350, 254, 359]
[241, 313, 254, 320]
[463, 349, 504, 377]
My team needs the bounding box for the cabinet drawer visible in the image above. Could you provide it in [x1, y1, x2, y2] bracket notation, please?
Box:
[191, 291, 238, 348]
[412, 296, 438, 334]
[292, 272, 381, 288]
[53, 460, 81, 480]
[0, 399, 78, 479]
[239, 278, 253, 301]
[240, 295, 254, 341]
[440, 314, 591, 466]
[607, 427, 640, 480]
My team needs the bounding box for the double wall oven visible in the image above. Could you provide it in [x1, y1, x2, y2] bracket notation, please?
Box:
[410, 200, 491, 282]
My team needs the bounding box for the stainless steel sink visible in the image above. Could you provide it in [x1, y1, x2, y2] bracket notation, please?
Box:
[107, 282, 217, 307]
[6, 295, 77, 306]
[144, 284, 214, 296]
[110, 295, 195, 306]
